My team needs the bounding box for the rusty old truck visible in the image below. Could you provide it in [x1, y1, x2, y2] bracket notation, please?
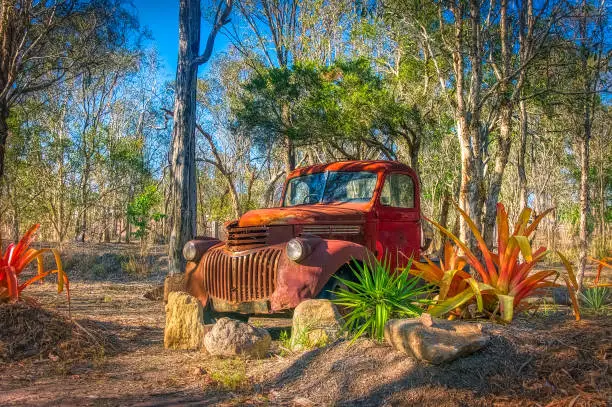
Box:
[183, 160, 431, 317]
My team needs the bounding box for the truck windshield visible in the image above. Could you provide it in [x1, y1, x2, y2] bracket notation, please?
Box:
[283, 171, 379, 206]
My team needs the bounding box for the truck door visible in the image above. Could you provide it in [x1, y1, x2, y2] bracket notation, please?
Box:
[376, 172, 421, 270]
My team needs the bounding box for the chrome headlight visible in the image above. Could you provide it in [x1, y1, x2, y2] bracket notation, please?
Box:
[183, 241, 197, 261]
[286, 238, 311, 262]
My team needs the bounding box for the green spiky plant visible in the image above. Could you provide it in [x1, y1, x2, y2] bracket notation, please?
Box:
[579, 286, 610, 313]
[331, 255, 432, 342]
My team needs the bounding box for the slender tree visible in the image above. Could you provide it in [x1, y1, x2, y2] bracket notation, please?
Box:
[168, 0, 233, 275]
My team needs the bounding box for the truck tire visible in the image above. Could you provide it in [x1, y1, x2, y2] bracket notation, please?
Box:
[316, 268, 352, 301]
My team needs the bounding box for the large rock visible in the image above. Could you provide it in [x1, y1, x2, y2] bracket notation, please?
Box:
[164, 292, 210, 350]
[164, 274, 186, 303]
[204, 318, 271, 358]
[384, 313, 489, 364]
[291, 299, 343, 350]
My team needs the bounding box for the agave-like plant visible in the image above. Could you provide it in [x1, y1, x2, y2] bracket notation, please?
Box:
[332, 255, 432, 342]
[427, 203, 580, 322]
[0, 224, 69, 304]
[579, 286, 610, 312]
[411, 241, 492, 318]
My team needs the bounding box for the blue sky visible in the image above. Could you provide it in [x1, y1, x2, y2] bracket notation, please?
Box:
[131, 0, 231, 79]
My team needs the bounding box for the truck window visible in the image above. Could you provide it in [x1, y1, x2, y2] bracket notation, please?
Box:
[323, 172, 378, 203]
[284, 171, 378, 206]
[380, 173, 414, 208]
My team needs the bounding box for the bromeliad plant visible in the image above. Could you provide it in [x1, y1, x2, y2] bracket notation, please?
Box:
[0, 224, 69, 304]
[332, 255, 432, 342]
[411, 241, 492, 319]
[427, 203, 580, 322]
[590, 255, 611, 286]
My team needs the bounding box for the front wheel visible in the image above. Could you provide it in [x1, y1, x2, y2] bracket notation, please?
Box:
[316, 271, 351, 301]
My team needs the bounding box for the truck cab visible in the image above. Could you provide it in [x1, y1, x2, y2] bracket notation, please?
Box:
[184, 160, 428, 315]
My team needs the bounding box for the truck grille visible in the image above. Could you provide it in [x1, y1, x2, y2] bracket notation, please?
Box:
[226, 226, 269, 251]
[202, 247, 281, 303]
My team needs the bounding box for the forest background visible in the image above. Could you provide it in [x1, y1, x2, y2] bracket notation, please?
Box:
[0, 0, 609, 283]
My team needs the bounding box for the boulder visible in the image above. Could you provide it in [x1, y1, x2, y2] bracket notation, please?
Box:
[291, 299, 343, 350]
[384, 313, 489, 364]
[164, 292, 210, 350]
[164, 273, 186, 303]
[204, 318, 271, 358]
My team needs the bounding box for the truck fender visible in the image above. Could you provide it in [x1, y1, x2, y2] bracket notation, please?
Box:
[185, 239, 223, 306]
[270, 239, 372, 311]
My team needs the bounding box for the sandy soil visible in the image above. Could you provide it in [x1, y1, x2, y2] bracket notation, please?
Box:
[0, 245, 610, 406]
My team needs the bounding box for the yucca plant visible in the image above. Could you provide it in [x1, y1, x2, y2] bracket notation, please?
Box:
[410, 241, 493, 318]
[579, 286, 610, 312]
[0, 224, 69, 304]
[427, 202, 580, 322]
[331, 255, 432, 342]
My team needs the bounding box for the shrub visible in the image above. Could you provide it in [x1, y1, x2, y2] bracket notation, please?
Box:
[121, 254, 151, 277]
[209, 358, 248, 390]
[427, 203, 580, 322]
[579, 286, 610, 312]
[0, 224, 69, 304]
[332, 255, 431, 342]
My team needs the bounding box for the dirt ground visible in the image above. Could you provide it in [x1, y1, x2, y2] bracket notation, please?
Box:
[1, 244, 610, 406]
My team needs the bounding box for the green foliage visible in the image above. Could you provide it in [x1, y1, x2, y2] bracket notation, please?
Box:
[126, 185, 164, 239]
[332, 256, 431, 342]
[234, 59, 400, 152]
[580, 286, 610, 313]
[209, 358, 248, 390]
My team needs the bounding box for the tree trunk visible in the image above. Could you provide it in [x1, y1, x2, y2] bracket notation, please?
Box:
[483, 102, 512, 248]
[11, 212, 19, 241]
[285, 136, 295, 173]
[281, 102, 295, 173]
[168, 0, 200, 275]
[577, 97, 592, 291]
[409, 134, 420, 177]
[457, 117, 484, 251]
[0, 103, 8, 181]
[577, 131, 589, 291]
[228, 179, 242, 219]
[438, 190, 451, 257]
[517, 99, 528, 209]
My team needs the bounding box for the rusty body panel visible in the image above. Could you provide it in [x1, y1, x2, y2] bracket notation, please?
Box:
[185, 160, 422, 314]
[189, 239, 370, 312]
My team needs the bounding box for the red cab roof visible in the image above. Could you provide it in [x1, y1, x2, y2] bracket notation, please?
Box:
[287, 160, 416, 178]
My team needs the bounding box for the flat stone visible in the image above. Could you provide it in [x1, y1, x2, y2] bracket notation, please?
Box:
[164, 292, 207, 350]
[204, 318, 271, 358]
[384, 313, 489, 364]
[291, 299, 343, 351]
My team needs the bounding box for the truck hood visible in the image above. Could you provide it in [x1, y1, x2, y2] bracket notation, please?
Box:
[237, 204, 368, 227]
